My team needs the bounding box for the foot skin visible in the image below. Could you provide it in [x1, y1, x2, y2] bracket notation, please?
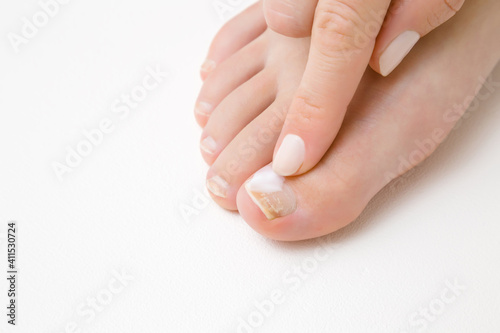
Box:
[199, 1, 267, 82]
[196, 0, 500, 241]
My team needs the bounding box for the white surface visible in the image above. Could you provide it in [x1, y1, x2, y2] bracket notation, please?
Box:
[1, 0, 500, 332]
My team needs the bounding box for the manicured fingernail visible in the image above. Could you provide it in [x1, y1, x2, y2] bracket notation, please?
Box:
[273, 134, 305, 176]
[245, 165, 296, 220]
[201, 59, 216, 73]
[379, 30, 420, 77]
[200, 136, 217, 155]
[195, 102, 213, 116]
[207, 175, 229, 198]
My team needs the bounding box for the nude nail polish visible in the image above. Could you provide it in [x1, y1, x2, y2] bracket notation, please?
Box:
[273, 134, 305, 176]
[245, 165, 297, 220]
[207, 175, 229, 198]
[200, 136, 217, 155]
[379, 31, 420, 77]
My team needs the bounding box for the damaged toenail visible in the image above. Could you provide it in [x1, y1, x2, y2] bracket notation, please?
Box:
[195, 102, 214, 116]
[207, 175, 229, 198]
[201, 59, 216, 73]
[200, 136, 217, 155]
[245, 165, 297, 220]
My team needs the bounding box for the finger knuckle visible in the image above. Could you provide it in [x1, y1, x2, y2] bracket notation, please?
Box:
[314, 1, 369, 54]
[443, 0, 465, 13]
[291, 95, 326, 127]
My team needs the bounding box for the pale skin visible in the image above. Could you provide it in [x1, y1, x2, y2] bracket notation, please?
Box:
[195, 0, 500, 241]
[204, 0, 467, 179]
[262, 0, 466, 74]
[267, 0, 466, 178]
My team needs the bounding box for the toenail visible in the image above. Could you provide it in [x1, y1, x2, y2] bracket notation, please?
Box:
[200, 136, 217, 155]
[245, 165, 297, 220]
[273, 134, 305, 176]
[200, 59, 216, 73]
[195, 102, 214, 116]
[207, 175, 229, 198]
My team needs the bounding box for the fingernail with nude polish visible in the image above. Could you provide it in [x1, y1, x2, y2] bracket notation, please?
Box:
[245, 165, 296, 220]
[379, 31, 420, 77]
[272, 134, 305, 176]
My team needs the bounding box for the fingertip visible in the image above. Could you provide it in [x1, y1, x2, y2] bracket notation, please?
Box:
[378, 30, 420, 77]
[272, 93, 343, 178]
[272, 133, 305, 176]
[368, 54, 384, 76]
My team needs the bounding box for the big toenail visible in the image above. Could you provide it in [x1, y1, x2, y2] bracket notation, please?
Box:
[207, 175, 229, 198]
[195, 102, 214, 116]
[273, 134, 305, 176]
[200, 136, 217, 155]
[245, 165, 297, 220]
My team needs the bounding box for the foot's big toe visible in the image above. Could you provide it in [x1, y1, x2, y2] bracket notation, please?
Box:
[236, 97, 404, 241]
[237, 160, 368, 241]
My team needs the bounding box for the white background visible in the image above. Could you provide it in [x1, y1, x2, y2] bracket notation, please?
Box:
[1, 0, 499, 332]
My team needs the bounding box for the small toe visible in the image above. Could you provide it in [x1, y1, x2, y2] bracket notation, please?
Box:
[195, 36, 267, 128]
[200, 1, 266, 80]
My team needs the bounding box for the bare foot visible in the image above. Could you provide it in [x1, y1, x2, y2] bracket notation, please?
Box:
[195, 0, 500, 240]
